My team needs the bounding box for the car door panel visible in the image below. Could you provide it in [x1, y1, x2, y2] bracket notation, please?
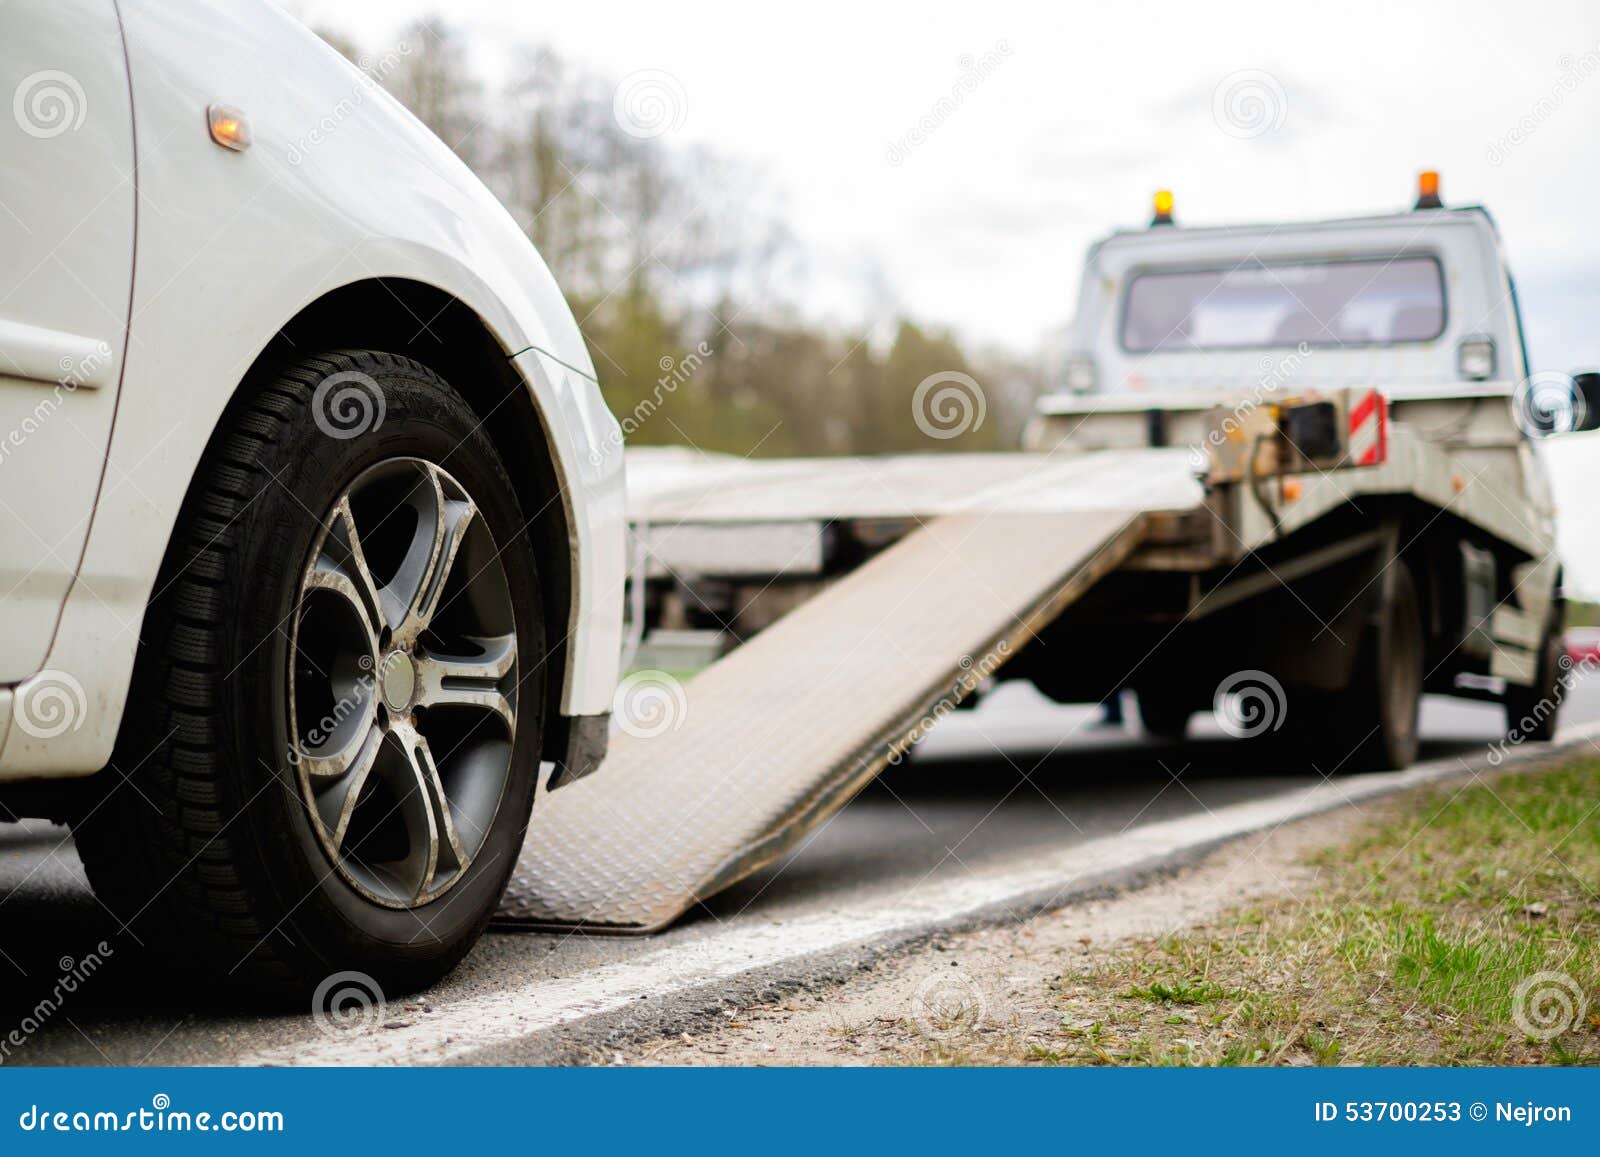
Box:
[0, 0, 134, 681]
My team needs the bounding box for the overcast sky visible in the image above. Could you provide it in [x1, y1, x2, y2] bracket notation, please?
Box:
[293, 0, 1600, 589]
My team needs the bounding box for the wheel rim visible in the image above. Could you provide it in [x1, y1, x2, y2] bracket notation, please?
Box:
[288, 458, 518, 909]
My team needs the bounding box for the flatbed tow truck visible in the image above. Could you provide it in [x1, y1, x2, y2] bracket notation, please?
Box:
[495, 174, 1599, 933]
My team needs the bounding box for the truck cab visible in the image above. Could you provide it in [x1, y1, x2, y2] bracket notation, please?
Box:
[1058, 185, 1529, 401]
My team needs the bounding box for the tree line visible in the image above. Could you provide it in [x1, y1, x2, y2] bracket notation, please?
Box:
[316, 18, 1042, 456]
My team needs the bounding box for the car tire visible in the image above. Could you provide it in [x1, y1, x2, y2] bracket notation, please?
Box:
[72, 350, 545, 999]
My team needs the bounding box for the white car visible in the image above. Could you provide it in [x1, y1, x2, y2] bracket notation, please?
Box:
[0, 0, 625, 992]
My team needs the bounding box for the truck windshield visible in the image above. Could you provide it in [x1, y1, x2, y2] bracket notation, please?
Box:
[1121, 255, 1445, 353]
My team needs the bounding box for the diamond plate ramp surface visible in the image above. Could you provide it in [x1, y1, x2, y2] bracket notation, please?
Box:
[496, 509, 1146, 932]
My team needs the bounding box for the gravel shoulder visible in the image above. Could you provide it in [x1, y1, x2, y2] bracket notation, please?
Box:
[625, 758, 1600, 1066]
[624, 802, 1369, 1064]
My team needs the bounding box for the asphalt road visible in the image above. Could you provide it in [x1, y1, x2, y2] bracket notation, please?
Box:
[2, 677, 1595, 1065]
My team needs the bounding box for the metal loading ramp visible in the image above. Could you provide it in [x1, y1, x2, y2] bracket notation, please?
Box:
[496, 508, 1148, 932]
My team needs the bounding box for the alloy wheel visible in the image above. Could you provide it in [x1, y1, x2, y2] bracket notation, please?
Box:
[288, 458, 519, 908]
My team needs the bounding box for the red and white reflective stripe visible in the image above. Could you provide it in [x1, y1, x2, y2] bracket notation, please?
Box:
[1348, 389, 1388, 466]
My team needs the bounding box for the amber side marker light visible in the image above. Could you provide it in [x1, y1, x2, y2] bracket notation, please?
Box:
[208, 103, 251, 151]
[1151, 189, 1175, 226]
[1415, 169, 1442, 210]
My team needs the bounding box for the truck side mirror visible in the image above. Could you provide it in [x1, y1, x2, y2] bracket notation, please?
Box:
[1515, 371, 1600, 436]
[1573, 371, 1600, 432]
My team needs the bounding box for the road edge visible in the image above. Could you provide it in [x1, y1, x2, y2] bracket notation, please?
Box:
[248, 722, 1600, 1066]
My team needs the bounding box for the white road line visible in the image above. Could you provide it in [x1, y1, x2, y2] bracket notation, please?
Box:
[245, 721, 1600, 1066]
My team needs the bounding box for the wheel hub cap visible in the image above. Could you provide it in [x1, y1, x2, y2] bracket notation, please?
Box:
[379, 650, 416, 713]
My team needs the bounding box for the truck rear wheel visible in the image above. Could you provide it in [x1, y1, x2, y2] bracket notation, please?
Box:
[1136, 687, 1192, 741]
[1504, 613, 1564, 743]
[1341, 560, 1423, 771]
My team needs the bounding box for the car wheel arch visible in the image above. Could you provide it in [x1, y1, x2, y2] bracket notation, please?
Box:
[157, 276, 578, 769]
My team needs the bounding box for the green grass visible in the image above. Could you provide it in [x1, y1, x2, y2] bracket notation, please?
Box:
[1565, 599, 1600, 629]
[1121, 980, 1241, 1005]
[908, 758, 1600, 1066]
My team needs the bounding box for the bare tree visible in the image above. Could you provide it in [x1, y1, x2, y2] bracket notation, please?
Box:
[385, 18, 489, 173]
[326, 15, 1032, 458]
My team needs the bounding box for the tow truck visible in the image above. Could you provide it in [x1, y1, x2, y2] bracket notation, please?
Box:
[1014, 172, 1588, 768]
[492, 173, 1600, 933]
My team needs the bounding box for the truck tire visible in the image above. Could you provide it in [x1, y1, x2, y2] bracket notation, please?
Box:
[1504, 613, 1564, 743]
[1341, 559, 1423, 771]
[1137, 687, 1192, 741]
[73, 350, 545, 999]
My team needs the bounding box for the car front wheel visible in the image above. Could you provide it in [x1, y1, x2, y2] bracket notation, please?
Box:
[74, 350, 545, 998]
